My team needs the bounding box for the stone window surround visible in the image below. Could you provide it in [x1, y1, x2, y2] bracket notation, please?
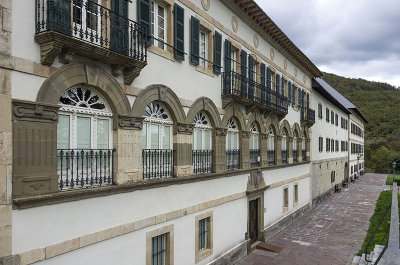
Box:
[293, 182, 299, 207]
[194, 211, 213, 263]
[195, 16, 215, 77]
[146, 224, 174, 265]
[282, 185, 289, 213]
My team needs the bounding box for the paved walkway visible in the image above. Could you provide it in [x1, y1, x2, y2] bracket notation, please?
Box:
[236, 173, 388, 265]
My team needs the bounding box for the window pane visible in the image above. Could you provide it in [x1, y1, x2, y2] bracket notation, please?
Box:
[195, 129, 202, 150]
[97, 119, 109, 149]
[77, 116, 91, 149]
[204, 130, 211, 150]
[233, 133, 238, 149]
[162, 126, 170, 149]
[150, 124, 159, 149]
[226, 132, 231, 150]
[57, 115, 70, 149]
[142, 123, 147, 149]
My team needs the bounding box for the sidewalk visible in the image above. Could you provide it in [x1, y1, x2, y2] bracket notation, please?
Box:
[236, 173, 388, 265]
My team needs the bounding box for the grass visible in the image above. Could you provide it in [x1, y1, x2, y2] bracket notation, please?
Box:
[385, 174, 400, 185]
[357, 191, 393, 255]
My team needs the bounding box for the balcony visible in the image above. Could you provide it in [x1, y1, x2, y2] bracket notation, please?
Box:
[267, 150, 275, 165]
[221, 71, 288, 116]
[192, 150, 213, 174]
[281, 150, 288, 164]
[301, 107, 315, 127]
[250, 149, 260, 167]
[57, 148, 114, 190]
[35, 0, 147, 85]
[142, 149, 174, 180]
[226, 149, 240, 170]
[293, 150, 298, 163]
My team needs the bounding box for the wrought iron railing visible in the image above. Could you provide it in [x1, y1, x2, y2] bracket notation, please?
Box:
[267, 150, 275, 165]
[142, 149, 174, 180]
[226, 149, 240, 170]
[35, 0, 147, 62]
[250, 149, 260, 167]
[293, 150, 298, 163]
[282, 150, 288, 164]
[57, 149, 114, 190]
[221, 71, 288, 113]
[301, 107, 316, 124]
[192, 150, 213, 174]
[302, 150, 307, 161]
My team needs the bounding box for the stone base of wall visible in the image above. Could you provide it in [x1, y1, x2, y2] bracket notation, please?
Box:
[0, 255, 20, 265]
[263, 203, 312, 241]
[208, 240, 249, 265]
[312, 186, 335, 206]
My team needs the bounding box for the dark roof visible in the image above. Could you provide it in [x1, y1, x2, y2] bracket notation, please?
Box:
[227, 0, 323, 77]
[312, 78, 368, 123]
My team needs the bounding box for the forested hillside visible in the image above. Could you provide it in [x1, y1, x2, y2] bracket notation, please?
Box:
[321, 72, 400, 172]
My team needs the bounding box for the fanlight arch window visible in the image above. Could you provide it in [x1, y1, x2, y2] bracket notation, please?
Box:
[56, 87, 113, 190]
[226, 118, 239, 150]
[141, 102, 173, 150]
[267, 127, 275, 151]
[193, 112, 212, 150]
[281, 130, 287, 151]
[57, 87, 113, 151]
[250, 123, 259, 150]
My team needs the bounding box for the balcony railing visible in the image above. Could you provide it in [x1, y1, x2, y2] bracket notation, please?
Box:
[142, 149, 174, 180]
[35, 0, 147, 82]
[221, 71, 288, 113]
[226, 149, 240, 170]
[293, 150, 298, 163]
[57, 149, 114, 190]
[282, 150, 288, 164]
[250, 149, 260, 167]
[192, 150, 213, 174]
[302, 150, 307, 161]
[267, 150, 275, 165]
[301, 107, 316, 126]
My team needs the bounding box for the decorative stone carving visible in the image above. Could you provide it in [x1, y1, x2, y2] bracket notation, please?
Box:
[242, 131, 251, 138]
[12, 100, 59, 122]
[261, 133, 268, 140]
[111, 65, 124, 77]
[270, 48, 275, 60]
[294, 68, 298, 77]
[232, 16, 239, 33]
[215, 127, 227, 136]
[124, 67, 142, 85]
[39, 41, 63, 66]
[254, 34, 259, 48]
[284, 59, 288, 70]
[201, 0, 210, 11]
[247, 170, 266, 192]
[118, 115, 144, 130]
[177, 123, 194, 135]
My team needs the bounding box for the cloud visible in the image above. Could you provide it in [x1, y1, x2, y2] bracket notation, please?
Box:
[254, 0, 400, 87]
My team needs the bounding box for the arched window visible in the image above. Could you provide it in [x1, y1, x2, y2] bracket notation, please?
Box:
[293, 132, 298, 163]
[226, 118, 240, 170]
[281, 130, 288, 164]
[57, 87, 113, 190]
[141, 102, 173, 179]
[192, 112, 213, 174]
[267, 127, 275, 165]
[250, 123, 260, 167]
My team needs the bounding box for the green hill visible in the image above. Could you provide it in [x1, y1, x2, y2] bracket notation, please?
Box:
[321, 72, 400, 141]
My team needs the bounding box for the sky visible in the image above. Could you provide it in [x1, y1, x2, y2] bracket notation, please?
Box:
[254, 0, 400, 87]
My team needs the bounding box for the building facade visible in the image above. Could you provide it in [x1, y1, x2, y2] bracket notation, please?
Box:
[0, 0, 364, 265]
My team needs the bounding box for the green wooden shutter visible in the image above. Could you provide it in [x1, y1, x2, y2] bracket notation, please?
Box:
[292, 84, 296, 107]
[281, 77, 285, 96]
[213, 31, 222, 74]
[223, 39, 232, 94]
[288, 81, 292, 104]
[275, 74, 280, 93]
[111, 0, 129, 55]
[307, 93, 310, 108]
[266, 67, 271, 103]
[48, 0, 71, 35]
[137, 0, 151, 45]
[174, 4, 185, 61]
[240, 50, 247, 97]
[190, 16, 200, 65]
[260, 63, 266, 103]
[248, 54, 254, 99]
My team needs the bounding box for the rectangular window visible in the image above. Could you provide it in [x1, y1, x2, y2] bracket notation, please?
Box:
[331, 171, 335, 183]
[151, 1, 166, 49]
[199, 218, 208, 250]
[335, 114, 338, 126]
[326, 108, 329, 122]
[283, 188, 289, 209]
[318, 103, 322, 119]
[294, 184, 298, 204]
[331, 111, 334, 124]
[200, 30, 207, 67]
[152, 233, 167, 265]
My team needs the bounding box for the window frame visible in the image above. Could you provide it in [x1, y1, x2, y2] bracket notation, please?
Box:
[146, 225, 174, 265]
[283, 186, 289, 212]
[195, 211, 213, 263]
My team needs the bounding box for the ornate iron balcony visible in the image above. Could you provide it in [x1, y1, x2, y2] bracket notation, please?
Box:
[226, 149, 240, 170]
[192, 150, 213, 174]
[301, 107, 316, 126]
[35, 0, 147, 85]
[57, 148, 114, 190]
[250, 149, 260, 167]
[293, 150, 298, 163]
[142, 149, 174, 180]
[221, 71, 288, 116]
[267, 150, 275, 165]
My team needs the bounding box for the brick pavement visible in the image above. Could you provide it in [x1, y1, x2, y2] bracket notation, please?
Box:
[236, 173, 388, 265]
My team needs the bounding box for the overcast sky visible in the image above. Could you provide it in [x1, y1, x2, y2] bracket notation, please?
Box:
[254, 0, 400, 87]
